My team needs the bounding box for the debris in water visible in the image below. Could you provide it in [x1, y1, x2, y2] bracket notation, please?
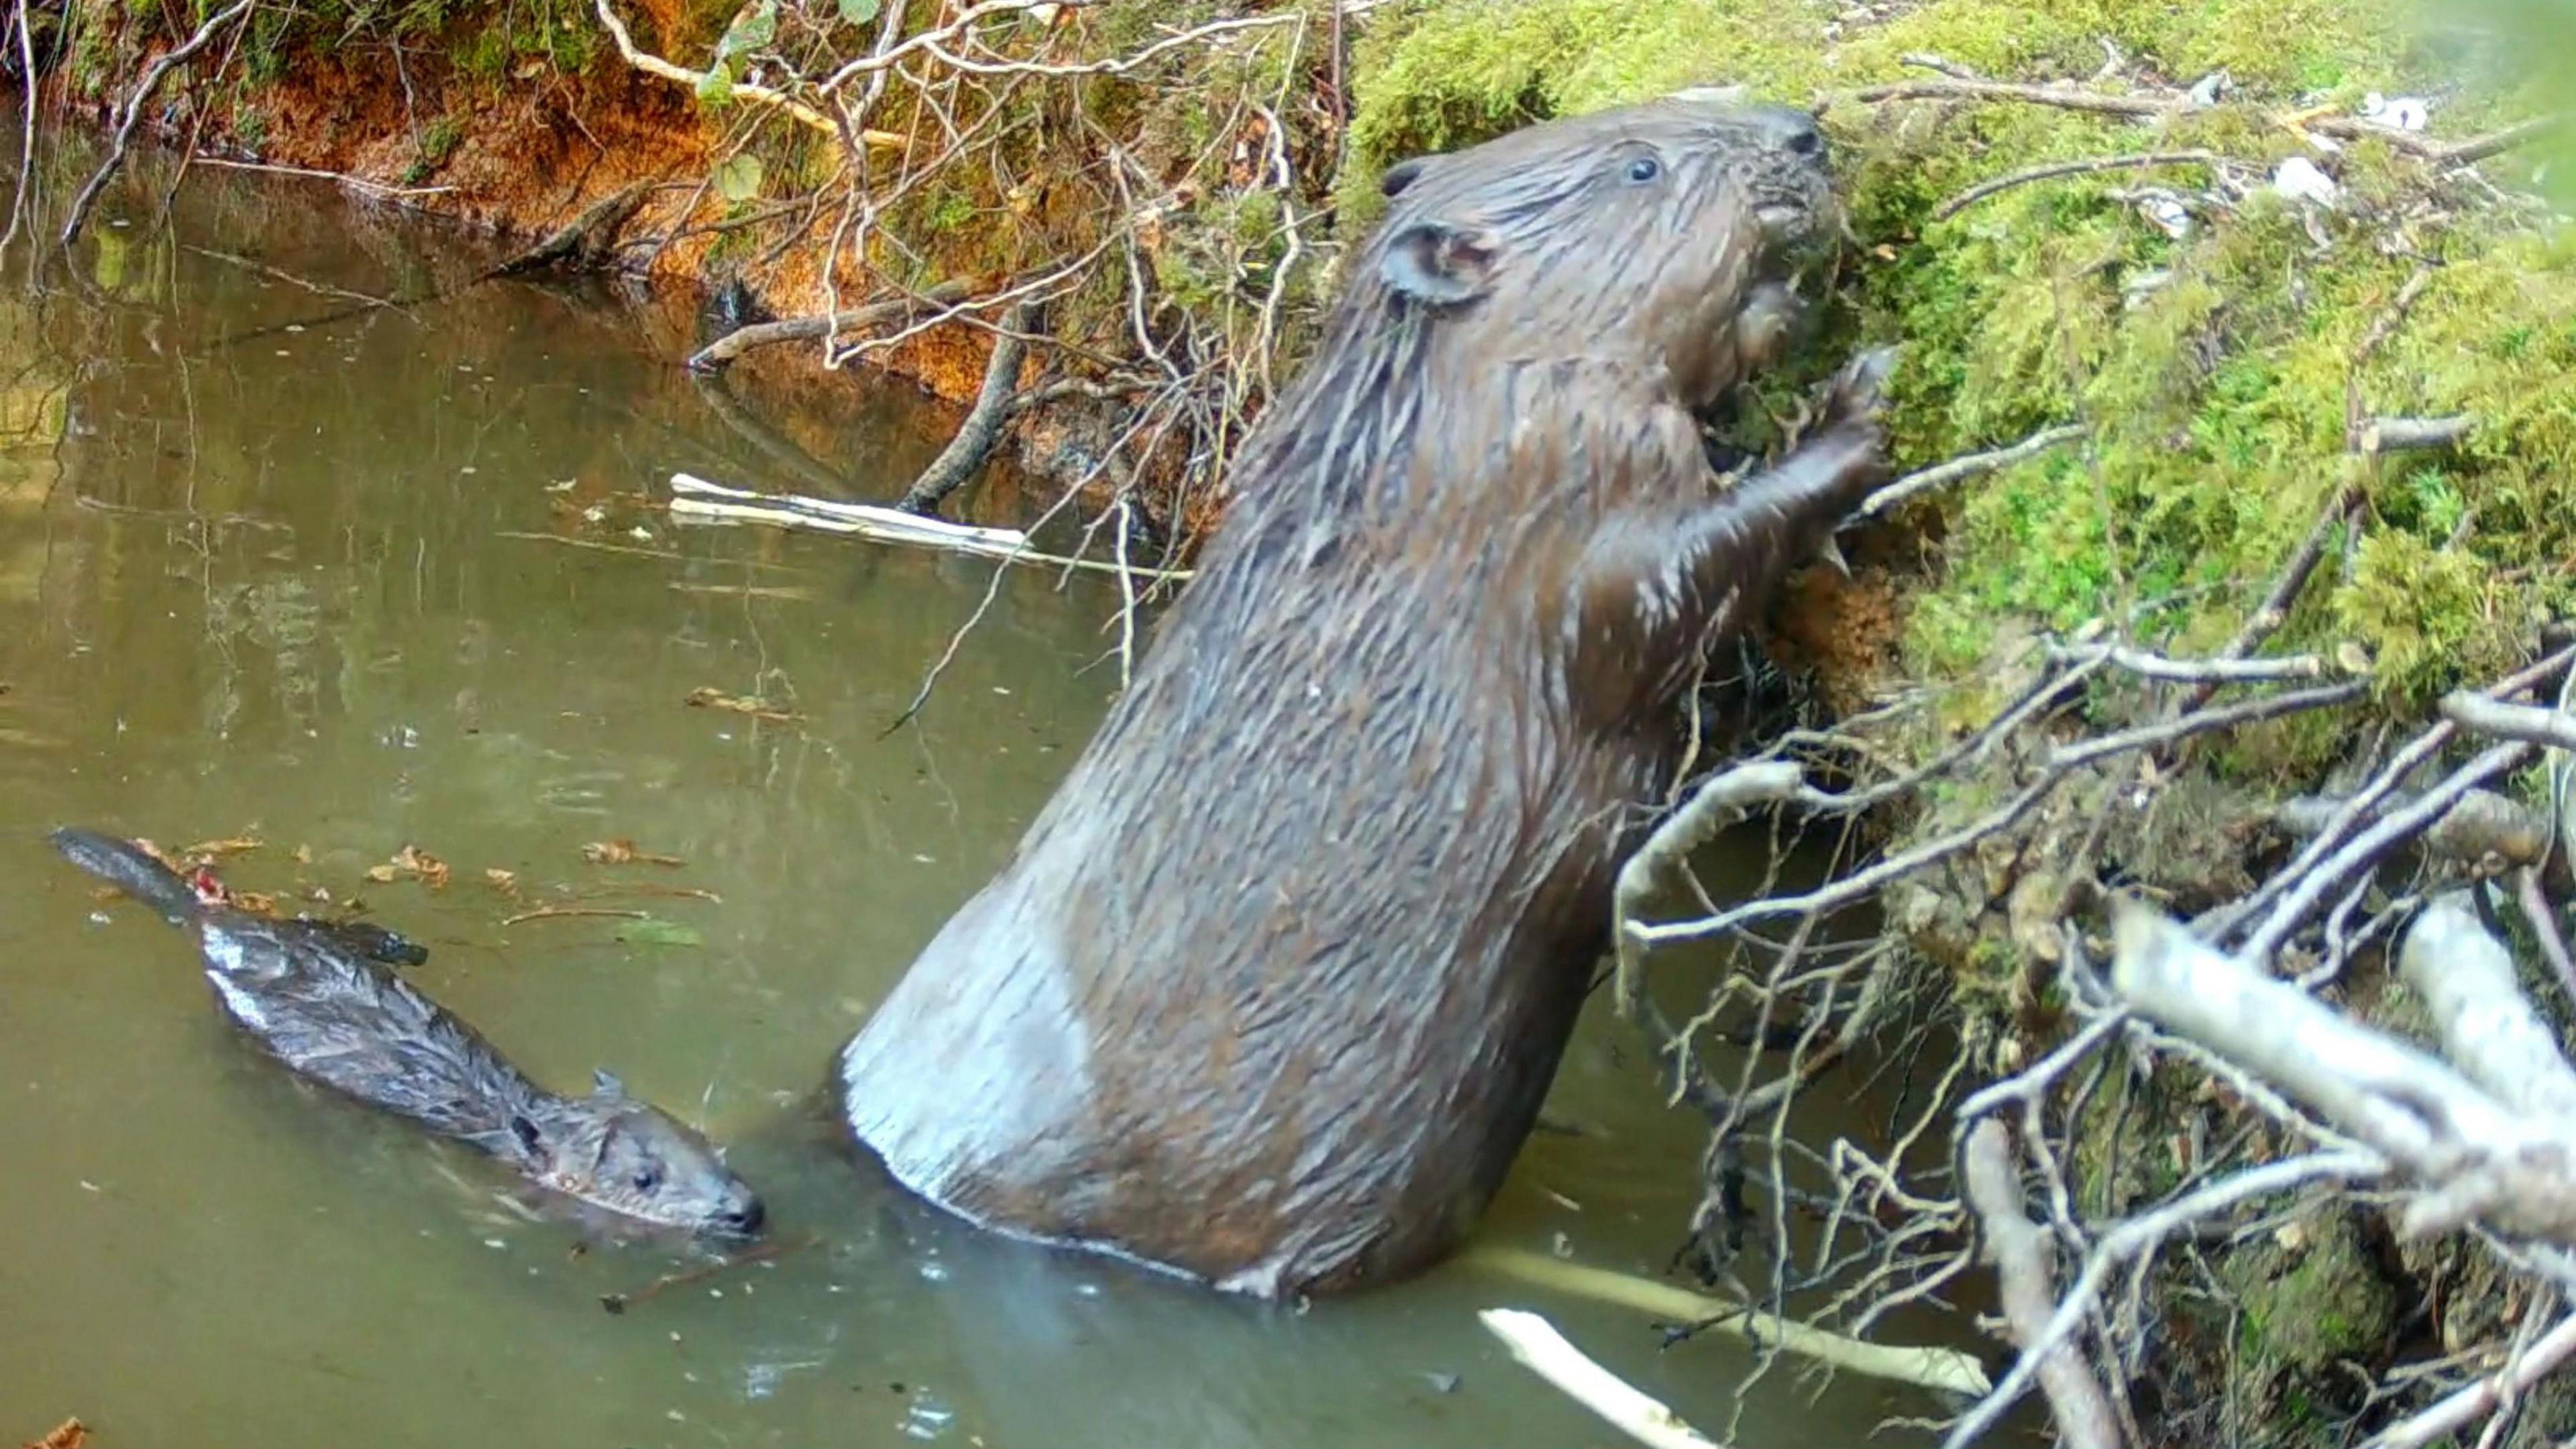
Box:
[483, 867, 519, 894]
[1422, 1372, 1461, 1394]
[21, 1418, 87, 1449]
[366, 844, 451, 890]
[500, 905, 651, 928]
[615, 916, 706, 948]
[684, 686, 802, 724]
[180, 835, 263, 859]
[582, 839, 686, 867]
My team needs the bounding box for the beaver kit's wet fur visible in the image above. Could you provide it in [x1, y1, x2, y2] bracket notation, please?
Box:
[837, 94, 1896, 1299]
[52, 827, 766, 1243]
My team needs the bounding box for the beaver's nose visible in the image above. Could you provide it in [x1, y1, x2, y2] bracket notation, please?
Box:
[719, 1196, 766, 1236]
[1750, 105, 1828, 162]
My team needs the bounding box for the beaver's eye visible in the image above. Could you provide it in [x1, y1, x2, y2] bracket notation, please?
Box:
[1625, 155, 1661, 184]
[633, 1167, 661, 1194]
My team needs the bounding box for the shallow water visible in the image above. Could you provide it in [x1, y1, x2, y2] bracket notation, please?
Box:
[0, 131, 1970, 1446]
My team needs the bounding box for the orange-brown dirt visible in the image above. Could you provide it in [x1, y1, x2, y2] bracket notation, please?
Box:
[63, 44, 1008, 413]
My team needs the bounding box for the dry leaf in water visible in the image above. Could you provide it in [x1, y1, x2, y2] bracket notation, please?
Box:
[485, 867, 519, 892]
[582, 839, 685, 868]
[390, 845, 451, 890]
[682, 686, 801, 724]
[25, 1419, 88, 1449]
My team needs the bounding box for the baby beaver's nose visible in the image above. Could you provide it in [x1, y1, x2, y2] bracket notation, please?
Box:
[1750, 105, 1827, 161]
[718, 1195, 767, 1238]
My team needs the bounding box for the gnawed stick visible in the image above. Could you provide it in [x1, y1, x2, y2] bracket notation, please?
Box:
[665, 472, 1194, 582]
[1962, 1120, 2121, 1449]
[1480, 1308, 1724, 1449]
[2111, 899, 2576, 1243]
[1467, 1245, 1992, 1396]
[2398, 892, 2576, 1119]
[2270, 788, 2551, 870]
[2361, 415, 2475, 455]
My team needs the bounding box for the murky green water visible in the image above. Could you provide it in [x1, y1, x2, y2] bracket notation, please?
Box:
[0, 129, 1969, 1447]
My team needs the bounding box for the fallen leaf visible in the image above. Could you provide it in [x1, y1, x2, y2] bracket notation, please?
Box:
[369, 845, 451, 890]
[615, 917, 706, 948]
[230, 890, 279, 915]
[25, 1418, 88, 1449]
[390, 844, 451, 890]
[582, 839, 685, 868]
[682, 686, 802, 724]
[484, 867, 519, 892]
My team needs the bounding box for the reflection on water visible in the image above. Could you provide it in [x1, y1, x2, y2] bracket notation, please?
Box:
[0, 126, 1962, 1446]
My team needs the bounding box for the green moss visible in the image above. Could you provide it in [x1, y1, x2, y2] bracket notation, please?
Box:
[1339, 0, 2571, 733]
[2228, 1210, 2396, 1374]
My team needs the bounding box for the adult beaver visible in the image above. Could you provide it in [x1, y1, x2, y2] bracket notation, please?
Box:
[837, 93, 1894, 1298]
[52, 827, 767, 1244]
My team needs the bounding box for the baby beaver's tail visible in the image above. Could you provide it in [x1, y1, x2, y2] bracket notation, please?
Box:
[50, 827, 205, 927]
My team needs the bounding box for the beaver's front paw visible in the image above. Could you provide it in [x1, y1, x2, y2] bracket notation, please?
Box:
[1817, 344, 1898, 435]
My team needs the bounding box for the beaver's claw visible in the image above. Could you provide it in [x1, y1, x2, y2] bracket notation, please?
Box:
[1818, 344, 1898, 433]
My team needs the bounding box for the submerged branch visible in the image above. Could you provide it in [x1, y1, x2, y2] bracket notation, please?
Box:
[1470, 1246, 1992, 1396]
[1479, 1309, 1723, 1449]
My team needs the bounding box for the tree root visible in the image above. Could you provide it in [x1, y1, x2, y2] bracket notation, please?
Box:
[687, 280, 976, 373]
[898, 301, 1034, 517]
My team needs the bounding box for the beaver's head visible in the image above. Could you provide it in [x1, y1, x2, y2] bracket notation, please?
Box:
[510, 1070, 767, 1244]
[1362, 93, 1837, 407]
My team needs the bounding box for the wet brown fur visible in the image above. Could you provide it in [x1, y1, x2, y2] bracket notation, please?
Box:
[837, 95, 1895, 1299]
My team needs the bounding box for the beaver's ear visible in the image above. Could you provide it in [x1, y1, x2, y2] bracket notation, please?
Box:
[1380, 155, 1434, 197]
[1381, 221, 1499, 308]
[591, 1068, 627, 1101]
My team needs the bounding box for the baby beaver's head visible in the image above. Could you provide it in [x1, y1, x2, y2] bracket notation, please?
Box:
[511, 1070, 766, 1244]
[1363, 93, 1839, 407]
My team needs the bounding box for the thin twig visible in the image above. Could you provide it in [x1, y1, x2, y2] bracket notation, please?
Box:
[1932, 151, 2220, 221]
[1856, 423, 2088, 520]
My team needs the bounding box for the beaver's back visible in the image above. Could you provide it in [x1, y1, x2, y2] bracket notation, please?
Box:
[197, 911, 543, 1155]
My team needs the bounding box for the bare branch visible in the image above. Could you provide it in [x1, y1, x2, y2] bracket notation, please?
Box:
[592, 0, 905, 146]
[1963, 1120, 2123, 1449]
[60, 0, 256, 246]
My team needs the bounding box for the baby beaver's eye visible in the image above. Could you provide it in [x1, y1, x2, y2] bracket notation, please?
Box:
[1625, 155, 1662, 184]
[633, 1167, 662, 1195]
